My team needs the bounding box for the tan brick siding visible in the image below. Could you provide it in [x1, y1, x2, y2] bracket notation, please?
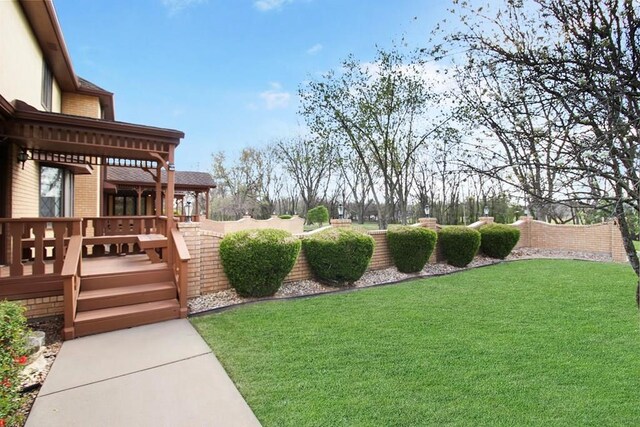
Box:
[16, 295, 64, 318]
[61, 93, 101, 118]
[73, 166, 101, 218]
[10, 144, 39, 218]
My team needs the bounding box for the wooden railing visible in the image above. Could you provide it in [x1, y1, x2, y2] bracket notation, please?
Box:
[83, 216, 166, 237]
[169, 228, 190, 318]
[0, 218, 82, 277]
[174, 215, 201, 223]
[61, 235, 83, 340]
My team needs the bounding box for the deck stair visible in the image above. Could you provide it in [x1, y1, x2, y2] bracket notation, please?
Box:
[74, 264, 180, 338]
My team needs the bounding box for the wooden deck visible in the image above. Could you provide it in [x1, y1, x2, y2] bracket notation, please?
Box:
[1, 254, 165, 278]
[82, 254, 168, 276]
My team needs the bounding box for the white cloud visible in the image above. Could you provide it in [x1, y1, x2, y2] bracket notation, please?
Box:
[259, 82, 291, 110]
[254, 0, 293, 11]
[306, 43, 323, 55]
[161, 0, 206, 14]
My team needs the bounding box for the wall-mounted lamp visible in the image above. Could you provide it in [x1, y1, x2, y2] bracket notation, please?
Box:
[424, 204, 430, 218]
[167, 162, 176, 171]
[17, 149, 28, 170]
[338, 203, 344, 219]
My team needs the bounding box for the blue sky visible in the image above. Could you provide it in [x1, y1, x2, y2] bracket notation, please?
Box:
[54, 0, 448, 171]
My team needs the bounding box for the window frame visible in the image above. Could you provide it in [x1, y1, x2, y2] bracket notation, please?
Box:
[41, 61, 53, 111]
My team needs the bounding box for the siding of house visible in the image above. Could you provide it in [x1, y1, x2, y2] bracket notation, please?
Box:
[0, 1, 61, 112]
[10, 144, 40, 218]
[62, 93, 103, 218]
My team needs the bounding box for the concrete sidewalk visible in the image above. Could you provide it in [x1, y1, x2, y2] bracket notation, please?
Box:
[26, 319, 261, 426]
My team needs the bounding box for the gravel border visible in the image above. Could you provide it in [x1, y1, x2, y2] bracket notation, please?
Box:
[189, 248, 613, 316]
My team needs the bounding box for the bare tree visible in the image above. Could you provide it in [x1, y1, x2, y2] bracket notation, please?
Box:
[300, 47, 448, 228]
[441, 0, 640, 299]
[274, 136, 335, 215]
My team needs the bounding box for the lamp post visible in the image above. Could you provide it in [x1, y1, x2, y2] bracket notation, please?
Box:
[483, 205, 489, 216]
[338, 203, 344, 219]
[424, 204, 430, 218]
[185, 201, 192, 222]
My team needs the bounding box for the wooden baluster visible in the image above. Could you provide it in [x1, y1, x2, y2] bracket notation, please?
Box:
[9, 223, 24, 276]
[95, 218, 105, 237]
[53, 222, 66, 273]
[32, 222, 46, 275]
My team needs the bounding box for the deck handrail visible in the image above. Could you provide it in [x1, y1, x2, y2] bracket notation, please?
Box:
[169, 228, 190, 318]
[0, 218, 82, 277]
[61, 235, 83, 340]
[83, 216, 166, 237]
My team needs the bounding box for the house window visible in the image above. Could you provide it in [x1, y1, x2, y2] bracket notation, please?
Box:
[111, 195, 144, 216]
[42, 61, 53, 111]
[40, 166, 73, 217]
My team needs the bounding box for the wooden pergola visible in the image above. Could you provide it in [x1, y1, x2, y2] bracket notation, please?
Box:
[1, 100, 184, 227]
[103, 168, 216, 220]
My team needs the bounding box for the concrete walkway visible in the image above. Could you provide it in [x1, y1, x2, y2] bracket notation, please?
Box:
[26, 319, 261, 427]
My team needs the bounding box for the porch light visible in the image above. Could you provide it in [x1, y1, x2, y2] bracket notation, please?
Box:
[167, 162, 176, 171]
[17, 149, 28, 169]
[483, 206, 489, 216]
[424, 204, 430, 218]
[338, 203, 344, 219]
[185, 201, 193, 222]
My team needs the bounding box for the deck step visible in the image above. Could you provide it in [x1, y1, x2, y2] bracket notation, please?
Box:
[82, 268, 173, 291]
[74, 299, 180, 338]
[77, 281, 177, 312]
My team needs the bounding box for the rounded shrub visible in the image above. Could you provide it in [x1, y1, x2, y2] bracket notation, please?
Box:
[278, 214, 293, 220]
[1, 300, 28, 426]
[480, 223, 521, 259]
[438, 226, 481, 267]
[306, 206, 329, 227]
[220, 229, 301, 297]
[387, 226, 437, 273]
[302, 227, 375, 286]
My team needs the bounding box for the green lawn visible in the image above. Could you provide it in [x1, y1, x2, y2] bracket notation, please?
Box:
[192, 260, 640, 426]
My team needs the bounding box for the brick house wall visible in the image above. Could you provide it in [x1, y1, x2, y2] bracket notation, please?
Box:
[61, 93, 101, 118]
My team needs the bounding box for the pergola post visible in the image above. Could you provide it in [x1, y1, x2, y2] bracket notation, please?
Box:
[154, 165, 162, 216]
[194, 192, 200, 220]
[136, 187, 143, 216]
[205, 190, 210, 220]
[165, 146, 175, 229]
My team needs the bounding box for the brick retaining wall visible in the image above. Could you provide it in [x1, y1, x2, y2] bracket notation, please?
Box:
[179, 216, 629, 298]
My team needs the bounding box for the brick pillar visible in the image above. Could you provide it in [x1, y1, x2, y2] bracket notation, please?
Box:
[611, 219, 629, 263]
[330, 219, 352, 228]
[479, 216, 494, 224]
[418, 217, 437, 230]
[418, 217, 439, 264]
[177, 222, 202, 297]
[515, 215, 532, 248]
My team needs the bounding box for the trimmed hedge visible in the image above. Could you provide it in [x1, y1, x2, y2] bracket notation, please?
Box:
[438, 226, 481, 267]
[278, 215, 293, 220]
[480, 223, 521, 259]
[1, 301, 28, 427]
[220, 229, 301, 297]
[302, 228, 374, 286]
[387, 226, 437, 273]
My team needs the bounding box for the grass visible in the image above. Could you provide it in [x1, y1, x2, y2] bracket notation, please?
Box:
[634, 240, 639, 251]
[192, 260, 640, 426]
